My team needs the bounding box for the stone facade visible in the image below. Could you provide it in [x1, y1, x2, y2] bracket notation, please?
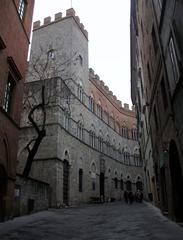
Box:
[17, 8, 143, 209]
[131, 0, 183, 222]
[0, 0, 34, 221]
[130, 0, 158, 205]
[14, 175, 50, 216]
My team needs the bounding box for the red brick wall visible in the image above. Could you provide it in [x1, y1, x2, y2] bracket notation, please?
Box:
[89, 77, 137, 138]
[0, 0, 35, 124]
[0, 0, 34, 219]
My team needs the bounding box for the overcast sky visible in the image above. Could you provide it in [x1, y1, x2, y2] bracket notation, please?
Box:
[33, 0, 132, 105]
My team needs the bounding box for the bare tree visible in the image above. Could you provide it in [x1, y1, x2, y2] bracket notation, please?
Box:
[21, 46, 79, 177]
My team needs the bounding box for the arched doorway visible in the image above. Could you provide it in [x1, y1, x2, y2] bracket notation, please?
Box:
[0, 165, 7, 222]
[63, 159, 69, 205]
[169, 140, 183, 221]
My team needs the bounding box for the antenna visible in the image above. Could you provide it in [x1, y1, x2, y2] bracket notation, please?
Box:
[71, 0, 73, 8]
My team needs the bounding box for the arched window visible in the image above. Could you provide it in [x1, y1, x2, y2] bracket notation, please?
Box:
[64, 110, 70, 131]
[112, 139, 116, 157]
[97, 101, 103, 119]
[98, 130, 103, 152]
[89, 125, 95, 147]
[115, 121, 120, 134]
[122, 126, 128, 138]
[131, 128, 138, 140]
[89, 95, 94, 112]
[103, 108, 109, 124]
[134, 147, 140, 166]
[78, 83, 84, 102]
[109, 114, 115, 129]
[77, 121, 84, 140]
[77, 114, 84, 140]
[106, 135, 110, 155]
[123, 146, 130, 165]
[91, 162, 96, 190]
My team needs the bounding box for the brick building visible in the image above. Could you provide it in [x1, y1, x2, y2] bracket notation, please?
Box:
[131, 0, 183, 221]
[17, 8, 143, 211]
[0, 0, 34, 221]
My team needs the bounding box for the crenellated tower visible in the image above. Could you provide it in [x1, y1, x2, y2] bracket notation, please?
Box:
[28, 8, 89, 94]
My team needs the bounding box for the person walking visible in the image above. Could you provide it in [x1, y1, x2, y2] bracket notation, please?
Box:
[123, 190, 128, 204]
[128, 191, 134, 204]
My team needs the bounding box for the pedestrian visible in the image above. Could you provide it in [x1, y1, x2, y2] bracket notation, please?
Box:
[123, 190, 128, 204]
[135, 189, 143, 203]
[128, 191, 134, 204]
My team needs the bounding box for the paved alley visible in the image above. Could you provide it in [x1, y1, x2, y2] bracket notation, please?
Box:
[0, 202, 183, 240]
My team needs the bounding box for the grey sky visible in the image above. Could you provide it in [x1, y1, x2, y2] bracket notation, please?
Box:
[33, 0, 131, 105]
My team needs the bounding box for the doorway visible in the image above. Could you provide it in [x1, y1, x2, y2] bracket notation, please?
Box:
[160, 166, 168, 211]
[63, 160, 69, 205]
[0, 165, 7, 222]
[100, 172, 105, 202]
[169, 140, 183, 221]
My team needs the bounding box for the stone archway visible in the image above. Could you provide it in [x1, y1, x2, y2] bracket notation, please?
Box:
[0, 165, 7, 222]
[169, 140, 183, 221]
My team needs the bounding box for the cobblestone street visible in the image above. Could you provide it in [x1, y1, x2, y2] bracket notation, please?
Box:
[0, 202, 183, 240]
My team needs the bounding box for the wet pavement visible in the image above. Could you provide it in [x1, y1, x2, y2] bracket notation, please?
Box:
[0, 201, 183, 239]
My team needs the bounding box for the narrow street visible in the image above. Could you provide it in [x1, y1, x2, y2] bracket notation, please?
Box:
[0, 202, 183, 240]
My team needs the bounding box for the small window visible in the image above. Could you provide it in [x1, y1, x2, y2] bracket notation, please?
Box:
[47, 49, 55, 60]
[79, 55, 83, 66]
[3, 73, 16, 113]
[18, 0, 27, 20]
[169, 37, 180, 84]
[79, 169, 83, 192]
